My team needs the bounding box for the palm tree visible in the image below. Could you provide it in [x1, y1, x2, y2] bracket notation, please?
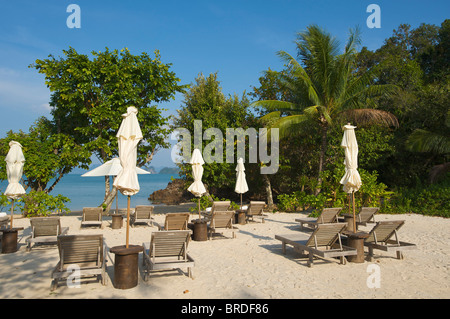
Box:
[406, 110, 450, 182]
[253, 25, 398, 194]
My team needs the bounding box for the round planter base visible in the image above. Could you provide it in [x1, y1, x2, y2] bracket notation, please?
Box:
[110, 245, 143, 289]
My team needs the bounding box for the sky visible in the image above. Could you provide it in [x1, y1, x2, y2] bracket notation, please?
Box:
[0, 0, 448, 169]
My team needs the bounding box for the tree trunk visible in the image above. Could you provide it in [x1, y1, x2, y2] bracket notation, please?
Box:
[262, 174, 274, 209]
[102, 183, 118, 214]
[315, 124, 328, 195]
[104, 176, 110, 201]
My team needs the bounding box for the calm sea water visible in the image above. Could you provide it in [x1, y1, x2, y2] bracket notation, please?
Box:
[1, 174, 174, 212]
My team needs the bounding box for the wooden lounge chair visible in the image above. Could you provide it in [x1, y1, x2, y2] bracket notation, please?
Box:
[0, 215, 9, 229]
[207, 211, 238, 240]
[142, 230, 194, 280]
[51, 234, 107, 290]
[340, 207, 379, 230]
[26, 217, 69, 252]
[81, 207, 103, 228]
[155, 213, 190, 231]
[202, 201, 231, 220]
[130, 205, 154, 227]
[295, 207, 342, 230]
[246, 201, 267, 223]
[356, 207, 379, 227]
[364, 220, 417, 261]
[275, 223, 357, 267]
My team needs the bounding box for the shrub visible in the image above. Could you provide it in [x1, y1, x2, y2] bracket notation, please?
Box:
[16, 191, 70, 217]
[277, 166, 393, 216]
[387, 180, 450, 217]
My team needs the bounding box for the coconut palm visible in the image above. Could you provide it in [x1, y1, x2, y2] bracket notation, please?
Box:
[406, 110, 450, 182]
[252, 25, 398, 194]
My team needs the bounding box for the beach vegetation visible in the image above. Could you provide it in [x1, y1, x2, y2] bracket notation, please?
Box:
[0, 117, 90, 193]
[16, 190, 70, 217]
[30, 47, 187, 211]
[173, 73, 261, 200]
[250, 21, 449, 217]
[251, 25, 399, 195]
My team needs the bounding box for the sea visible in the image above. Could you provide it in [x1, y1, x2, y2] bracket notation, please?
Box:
[0, 173, 175, 213]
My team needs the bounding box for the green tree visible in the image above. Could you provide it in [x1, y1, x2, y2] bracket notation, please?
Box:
[173, 73, 258, 199]
[31, 47, 187, 210]
[406, 109, 450, 183]
[252, 25, 398, 194]
[0, 117, 90, 193]
[359, 21, 450, 187]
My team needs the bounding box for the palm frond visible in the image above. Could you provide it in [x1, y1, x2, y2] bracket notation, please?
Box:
[260, 111, 281, 126]
[268, 114, 310, 140]
[251, 100, 297, 113]
[341, 108, 399, 128]
[429, 162, 450, 184]
[406, 129, 450, 154]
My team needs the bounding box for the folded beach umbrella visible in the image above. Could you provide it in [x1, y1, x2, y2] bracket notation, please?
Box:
[4, 141, 26, 229]
[187, 148, 206, 219]
[339, 124, 362, 232]
[235, 157, 249, 209]
[113, 106, 143, 248]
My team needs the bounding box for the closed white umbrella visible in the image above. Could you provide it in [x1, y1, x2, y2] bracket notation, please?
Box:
[4, 141, 26, 228]
[113, 106, 143, 248]
[235, 157, 249, 209]
[187, 149, 206, 219]
[339, 124, 362, 232]
[82, 157, 150, 214]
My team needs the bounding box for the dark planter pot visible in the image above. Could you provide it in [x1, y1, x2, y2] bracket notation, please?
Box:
[110, 245, 143, 289]
[193, 220, 208, 241]
[1, 228, 23, 254]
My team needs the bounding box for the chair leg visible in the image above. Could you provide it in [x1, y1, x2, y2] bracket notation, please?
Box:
[307, 252, 314, 267]
[396, 251, 404, 260]
[50, 279, 58, 291]
[367, 246, 374, 262]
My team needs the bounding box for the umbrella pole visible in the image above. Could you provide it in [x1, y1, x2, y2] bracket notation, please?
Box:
[116, 192, 118, 214]
[198, 197, 201, 220]
[10, 199, 14, 229]
[126, 195, 130, 248]
[240, 194, 243, 210]
[352, 191, 356, 233]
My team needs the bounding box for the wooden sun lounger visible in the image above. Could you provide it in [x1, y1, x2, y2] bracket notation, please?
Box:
[207, 211, 238, 240]
[275, 223, 357, 267]
[51, 234, 107, 290]
[81, 207, 103, 228]
[340, 207, 379, 230]
[130, 205, 154, 227]
[26, 217, 69, 252]
[246, 201, 267, 223]
[202, 201, 231, 220]
[142, 230, 194, 280]
[364, 220, 417, 261]
[295, 207, 342, 230]
[0, 215, 9, 229]
[154, 213, 190, 231]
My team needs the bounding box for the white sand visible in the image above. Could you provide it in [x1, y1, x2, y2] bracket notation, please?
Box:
[0, 210, 449, 299]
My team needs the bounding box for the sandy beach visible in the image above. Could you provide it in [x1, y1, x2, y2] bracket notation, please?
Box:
[0, 207, 449, 300]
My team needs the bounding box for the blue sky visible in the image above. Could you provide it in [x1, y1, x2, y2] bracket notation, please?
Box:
[0, 0, 448, 168]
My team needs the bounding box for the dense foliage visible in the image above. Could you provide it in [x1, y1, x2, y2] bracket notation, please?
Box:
[1, 21, 448, 217]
